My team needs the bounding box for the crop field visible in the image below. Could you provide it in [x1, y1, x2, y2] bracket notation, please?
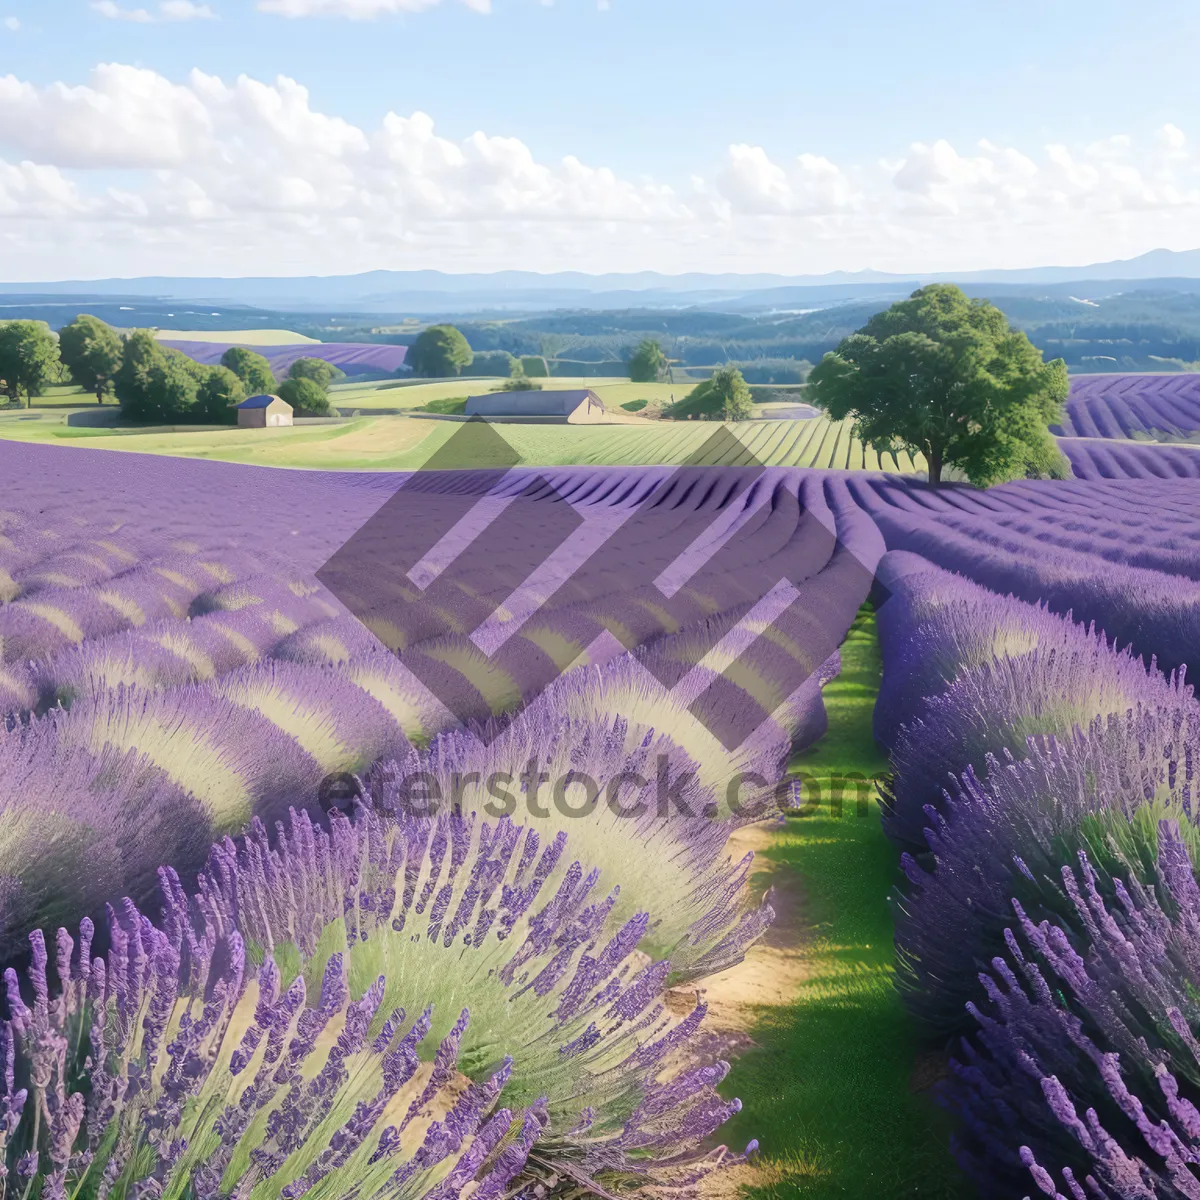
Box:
[1054, 371, 1200, 440]
[5, 375, 1200, 1197]
[329, 376, 690, 412]
[161, 338, 408, 375]
[152, 328, 320, 345]
[0, 411, 926, 471]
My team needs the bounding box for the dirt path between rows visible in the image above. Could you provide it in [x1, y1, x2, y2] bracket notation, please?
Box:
[668, 820, 813, 1198]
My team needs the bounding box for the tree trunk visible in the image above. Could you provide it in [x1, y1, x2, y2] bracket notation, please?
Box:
[927, 445, 943, 486]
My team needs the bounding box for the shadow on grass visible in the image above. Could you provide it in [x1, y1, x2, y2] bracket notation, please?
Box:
[720, 608, 965, 1199]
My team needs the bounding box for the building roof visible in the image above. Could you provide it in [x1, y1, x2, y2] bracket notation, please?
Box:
[238, 393, 290, 410]
[464, 389, 601, 418]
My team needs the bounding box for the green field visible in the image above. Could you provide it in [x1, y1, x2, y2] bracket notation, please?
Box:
[7, 384, 97, 409]
[328, 376, 686, 413]
[722, 610, 962, 1198]
[152, 329, 320, 345]
[0, 410, 924, 473]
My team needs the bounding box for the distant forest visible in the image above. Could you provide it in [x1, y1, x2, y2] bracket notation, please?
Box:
[9, 286, 1200, 376]
[444, 290, 1200, 376]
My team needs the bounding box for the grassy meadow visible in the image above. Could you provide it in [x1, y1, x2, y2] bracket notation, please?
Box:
[0, 408, 924, 473]
[151, 328, 321, 345]
[0, 373, 919, 472]
[328, 376, 686, 412]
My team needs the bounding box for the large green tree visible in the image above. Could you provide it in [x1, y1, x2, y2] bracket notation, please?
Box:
[278, 375, 333, 416]
[408, 326, 473, 377]
[807, 284, 1070, 486]
[196, 366, 246, 423]
[628, 338, 668, 384]
[220, 346, 276, 395]
[114, 332, 204, 423]
[58, 315, 123, 404]
[0, 321, 61, 408]
[288, 356, 344, 391]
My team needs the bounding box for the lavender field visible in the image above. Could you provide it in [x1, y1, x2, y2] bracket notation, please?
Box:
[2, 426, 1199, 1198]
[160, 339, 409, 376]
[1055, 373, 1200, 441]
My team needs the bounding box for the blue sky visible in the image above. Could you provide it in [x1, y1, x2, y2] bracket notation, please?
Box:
[2, 0, 1200, 278]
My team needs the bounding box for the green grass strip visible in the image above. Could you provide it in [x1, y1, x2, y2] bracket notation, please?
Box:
[721, 607, 963, 1198]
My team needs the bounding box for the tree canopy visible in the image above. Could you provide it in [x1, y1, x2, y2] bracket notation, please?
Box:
[288, 357, 344, 391]
[220, 347, 276, 395]
[628, 338, 668, 383]
[115, 332, 244, 424]
[277, 375, 333, 416]
[196, 366, 247, 423]
[0, 321, 61, 407]
[408, 325, 473, 377]
[663, 365, 751, 421]
[58, 315, 123, 404]
[710, 364, 753, 420]
[807, 284, 1070, 486]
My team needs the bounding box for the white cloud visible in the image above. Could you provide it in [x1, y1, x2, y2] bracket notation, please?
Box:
[711, 144, 859, 216]
[0, 63, 1199, 277]
[0, 160, 89, 217]
[91, 0, 215, 20]
[2, 16, 18, 30]
[258, 0, 489, 17]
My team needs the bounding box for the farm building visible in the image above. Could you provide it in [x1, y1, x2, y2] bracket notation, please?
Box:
[237, 394, 293, 428]
[464, 389, 638, 424]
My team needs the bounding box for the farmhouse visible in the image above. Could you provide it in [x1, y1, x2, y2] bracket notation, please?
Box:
[464, 389, 613, 424]
[237, 394, 293, 428]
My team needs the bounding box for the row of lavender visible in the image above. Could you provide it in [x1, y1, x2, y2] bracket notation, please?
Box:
[0, 447, 879, 1197]
[874, 547, 1200, 1197]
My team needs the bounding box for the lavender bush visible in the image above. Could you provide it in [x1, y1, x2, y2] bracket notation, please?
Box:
[0, 796, 758, 1197]
[895, 705, 1200, 1034]
[880, 612, 1192, 852]
[949, 821, 1200, 1199]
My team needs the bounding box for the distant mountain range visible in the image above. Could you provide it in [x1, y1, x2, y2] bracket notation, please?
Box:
[7, 248, 1200, 314]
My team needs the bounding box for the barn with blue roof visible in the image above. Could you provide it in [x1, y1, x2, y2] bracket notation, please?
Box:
[237, 394, 293, 428]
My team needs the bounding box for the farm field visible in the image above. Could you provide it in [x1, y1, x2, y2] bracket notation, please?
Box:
[160, 338, 408, 376]
[328, 375, 690, 412]
[4, 375, 1200, 1196]
[0, 412, 925, 471]
[151, 328, 320, 345]
[1053, 371, 1200, 440]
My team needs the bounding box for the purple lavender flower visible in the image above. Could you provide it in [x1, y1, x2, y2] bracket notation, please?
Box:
[188, 801, 758, 1190]
[948, 822, 1200, 1199]
[880, 596, 1192, 852]
[895, 705, 1200, 1035]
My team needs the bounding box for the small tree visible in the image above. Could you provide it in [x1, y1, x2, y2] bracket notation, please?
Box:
[628, 339, 668, 384]
[408, 326, 473, 377]
[278, 376, 333, 416]
[196, 366, 246, 423]
[58, 314, 123, 404]
[288, 356, 343, 391]
[807, 284, 1069, 486]
[0, 321, 61, 408]
[220, 346, 276, 395]
[710, 364, 753, 420]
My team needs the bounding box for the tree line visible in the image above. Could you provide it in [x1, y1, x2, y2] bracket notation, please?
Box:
[0, 316, 341, 421]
